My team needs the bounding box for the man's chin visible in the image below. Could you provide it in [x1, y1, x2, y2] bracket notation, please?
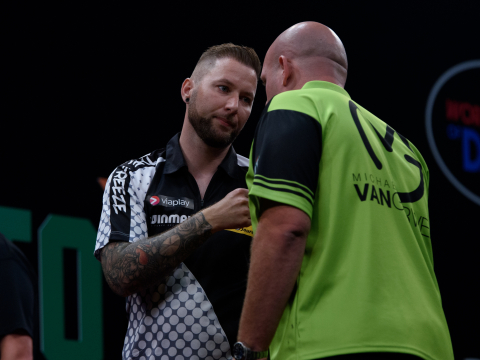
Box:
[201, 129, 237, 148]
[202, 136, 233, 149]
[188, 112, 237, 148]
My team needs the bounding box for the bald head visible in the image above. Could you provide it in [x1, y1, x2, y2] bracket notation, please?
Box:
[262, 22, 348, 100]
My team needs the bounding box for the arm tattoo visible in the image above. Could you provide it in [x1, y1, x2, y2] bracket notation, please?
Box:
[100, 211, 212, 297]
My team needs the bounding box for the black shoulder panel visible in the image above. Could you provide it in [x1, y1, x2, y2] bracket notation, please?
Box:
[253, 109, 322, 196]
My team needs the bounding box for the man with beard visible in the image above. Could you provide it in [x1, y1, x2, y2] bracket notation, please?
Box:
[94, 43, 260, 359]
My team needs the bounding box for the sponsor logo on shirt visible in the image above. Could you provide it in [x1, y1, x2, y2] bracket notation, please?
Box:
[226, 226, 253, 237]
[351, 173, 430, 239]
[150, 195, 194, 209]
[150, 196, 160, 205]
[151, 214, 191, 224]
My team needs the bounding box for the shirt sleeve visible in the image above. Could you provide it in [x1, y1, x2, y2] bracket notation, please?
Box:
[94, 165, 149, 260]
[0, 237, 35, 340]
[249, 108, 322, 219]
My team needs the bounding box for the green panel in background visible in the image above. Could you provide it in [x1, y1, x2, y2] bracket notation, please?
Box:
[0, 205, 31, 242]
[38, 214, 103, 360]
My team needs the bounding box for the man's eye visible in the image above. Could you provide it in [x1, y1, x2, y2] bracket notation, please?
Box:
[243, 97, 252, 104]
[219, 85, 228, 92]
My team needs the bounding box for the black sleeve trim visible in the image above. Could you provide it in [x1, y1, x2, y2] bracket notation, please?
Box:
[252, 181, 314, 205]
[108, 166, 132, 242]
[254, 174, 314, 197]
[110, 231, 131, 240]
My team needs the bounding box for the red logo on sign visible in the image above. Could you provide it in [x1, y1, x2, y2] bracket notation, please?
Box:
[150, 196, 160, 205]
[445, 99, 480, 128]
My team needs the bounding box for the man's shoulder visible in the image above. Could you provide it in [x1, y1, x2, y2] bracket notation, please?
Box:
[105, 149, 168, 190]
[267, 89, 326, 123]
[353, 102, 429, 175]
[270, 84, 347, 110]
[269, 89, 315, 112]
[114, 149, 167, 174]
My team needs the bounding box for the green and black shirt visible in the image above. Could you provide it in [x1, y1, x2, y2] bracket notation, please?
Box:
[247, 81, 453, 360]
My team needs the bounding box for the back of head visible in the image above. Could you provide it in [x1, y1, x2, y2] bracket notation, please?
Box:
[269, 21, 348, 87]
[191, 43, 262, 83]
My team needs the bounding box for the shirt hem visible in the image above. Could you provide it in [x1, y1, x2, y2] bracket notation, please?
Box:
[286, 345, 445, 360]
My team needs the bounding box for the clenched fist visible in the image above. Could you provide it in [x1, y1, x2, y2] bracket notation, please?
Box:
[202, 188, 251, 233]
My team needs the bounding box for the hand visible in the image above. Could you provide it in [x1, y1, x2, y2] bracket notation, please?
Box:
[202, 188, 251, 233]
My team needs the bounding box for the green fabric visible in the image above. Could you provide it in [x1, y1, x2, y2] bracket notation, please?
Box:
[246, 81, 453, 360]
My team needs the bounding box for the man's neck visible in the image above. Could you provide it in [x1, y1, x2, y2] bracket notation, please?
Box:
[178, 128, 230, 180]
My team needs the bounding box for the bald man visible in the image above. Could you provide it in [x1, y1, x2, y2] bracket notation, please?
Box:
[233, 22, 453, 360]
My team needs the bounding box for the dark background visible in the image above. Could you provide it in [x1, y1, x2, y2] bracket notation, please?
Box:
[3, 1, 479, 359]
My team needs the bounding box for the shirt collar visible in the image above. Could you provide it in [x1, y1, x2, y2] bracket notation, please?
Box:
[163, 132, 244, 179]
[218, 145, 244, 179]
[163, 133, 187, 174]
[301, 80, 351, 99]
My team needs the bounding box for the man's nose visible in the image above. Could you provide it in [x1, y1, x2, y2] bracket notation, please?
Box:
[225, 95, 239, 112]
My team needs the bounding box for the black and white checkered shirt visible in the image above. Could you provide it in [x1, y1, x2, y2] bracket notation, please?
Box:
[95, 133, 252, 360]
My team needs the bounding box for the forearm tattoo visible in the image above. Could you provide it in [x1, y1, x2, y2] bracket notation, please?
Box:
[101, 212, 213, 297]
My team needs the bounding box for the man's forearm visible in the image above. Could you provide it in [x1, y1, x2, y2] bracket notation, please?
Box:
[237, 205, 309, 352]
[101, 211, 212, 297]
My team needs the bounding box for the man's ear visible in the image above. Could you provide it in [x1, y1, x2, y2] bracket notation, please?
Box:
[181, 78, 194, 103]
[278, 56, 292, 87]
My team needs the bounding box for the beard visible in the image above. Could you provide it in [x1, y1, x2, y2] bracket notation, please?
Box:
[187, 92, 240, 149]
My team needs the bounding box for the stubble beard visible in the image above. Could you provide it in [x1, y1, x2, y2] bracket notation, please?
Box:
[187, 92, 240, 149]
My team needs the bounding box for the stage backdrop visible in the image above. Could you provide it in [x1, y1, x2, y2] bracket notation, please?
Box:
[2, 1, 479, 359]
